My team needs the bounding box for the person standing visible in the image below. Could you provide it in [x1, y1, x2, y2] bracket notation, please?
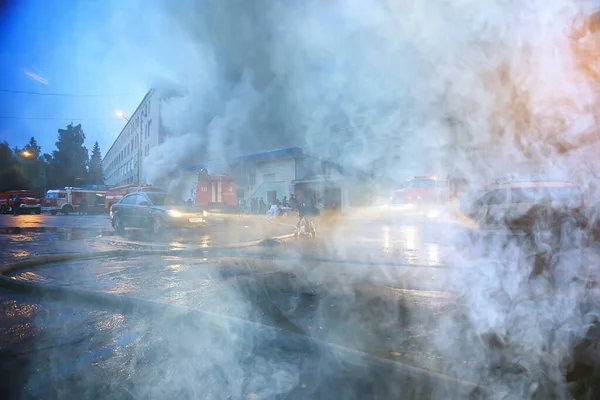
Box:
[12, 195, 20, 216]
[259, 197, 267, 214]
[79, 197, 88, 215]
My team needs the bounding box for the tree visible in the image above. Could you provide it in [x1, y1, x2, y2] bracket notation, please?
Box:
[88, 141, 105, 185]
[0, 142, 29, 192]
[10, 138, 49, 196]
[50, 123, 89, 188]
[24, 137, 41, 158]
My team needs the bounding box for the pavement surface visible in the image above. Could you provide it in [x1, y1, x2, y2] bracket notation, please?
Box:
[0, 209, 597, 398]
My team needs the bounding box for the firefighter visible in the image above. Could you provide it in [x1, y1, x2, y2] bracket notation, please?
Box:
[79, 198, 88, 215]
[12, 195, 21, 216]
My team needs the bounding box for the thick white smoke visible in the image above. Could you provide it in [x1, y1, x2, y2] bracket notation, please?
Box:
[147, 0, 600, 184]
[104, 0, 600, 397]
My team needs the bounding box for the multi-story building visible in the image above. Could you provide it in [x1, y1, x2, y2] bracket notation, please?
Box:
[102, 89, 163, 186]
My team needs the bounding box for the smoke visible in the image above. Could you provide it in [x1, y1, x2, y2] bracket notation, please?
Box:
[101, 0, 600, 397]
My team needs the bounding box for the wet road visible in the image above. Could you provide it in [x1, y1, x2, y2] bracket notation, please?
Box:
[0, 214, 294, 266]
[0, 209, 556, 398]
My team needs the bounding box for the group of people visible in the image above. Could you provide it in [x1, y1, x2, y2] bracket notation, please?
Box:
[241, 194, 301, 216]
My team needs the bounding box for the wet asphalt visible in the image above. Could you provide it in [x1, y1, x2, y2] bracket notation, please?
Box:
[0, 210, 533, 398]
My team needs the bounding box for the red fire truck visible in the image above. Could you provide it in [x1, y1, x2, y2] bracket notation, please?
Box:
[42, 186, 108, 215]
[391, 176, 451, 206]
[0, 190, 41, 214]
[195, 169, 237, 212]
[104, 184, 163, 209]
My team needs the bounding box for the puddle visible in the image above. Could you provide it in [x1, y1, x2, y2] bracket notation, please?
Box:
[0, 225, 246, 248]
[0, 227, 113, 241]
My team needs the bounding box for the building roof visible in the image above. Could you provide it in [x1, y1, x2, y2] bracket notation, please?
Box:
[238, 147, 302, 162]
[184, 147, 303, 172]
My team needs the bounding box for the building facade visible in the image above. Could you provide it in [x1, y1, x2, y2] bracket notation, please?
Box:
[102, 89, 162, 186]
[184, 147, 373, 210]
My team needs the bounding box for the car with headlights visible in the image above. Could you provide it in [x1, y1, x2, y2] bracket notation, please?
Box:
[110, 191, 207, 234]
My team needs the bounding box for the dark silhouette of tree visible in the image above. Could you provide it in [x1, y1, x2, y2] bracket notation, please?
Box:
[88, 141, 105, 185]
[0, 142, 29, 192]
[49, 123, 89, 188]
[23, 137, 41, 158]
[11, 138, 50, 196]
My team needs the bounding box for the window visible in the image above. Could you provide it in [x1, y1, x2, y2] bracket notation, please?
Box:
[263, 173, 275, 182]
[146, 193, 167, 206]
[408, 179, 436, 188]
[512, 187, 576, 204]
[135, 194, 149, 205]
[120, 195, 136, 205]
[267, 191, 277, 205]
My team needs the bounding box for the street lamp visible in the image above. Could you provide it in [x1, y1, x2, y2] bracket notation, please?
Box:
[115, 110, 129, 121]
[116, 110, 140, 184]
[21, 150, 32, 158]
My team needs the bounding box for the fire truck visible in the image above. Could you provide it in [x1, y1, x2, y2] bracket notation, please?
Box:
[0, 190, 41, 214]
[42, 186, 108, 215]
[194, 169, 237, 212]
[104, 184, 164, 209]
[391, 176, 451, 206]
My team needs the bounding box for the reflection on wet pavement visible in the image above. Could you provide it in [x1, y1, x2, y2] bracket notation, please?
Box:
[6, 252, 466, 377]
[318, 220, 460, 267]
[0, 213, 483, 398]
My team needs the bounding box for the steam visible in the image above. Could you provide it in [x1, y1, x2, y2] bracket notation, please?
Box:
[104, 0, 600, 397]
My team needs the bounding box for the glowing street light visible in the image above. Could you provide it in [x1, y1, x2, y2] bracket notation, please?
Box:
[21, 150, 32, 158]
[115, 110, 129, 122]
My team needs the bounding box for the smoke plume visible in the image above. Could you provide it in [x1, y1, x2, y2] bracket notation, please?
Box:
[109, 0, 600, 398]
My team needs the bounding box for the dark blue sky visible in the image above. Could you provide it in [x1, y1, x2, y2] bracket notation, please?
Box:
[0, 0, 152, 157]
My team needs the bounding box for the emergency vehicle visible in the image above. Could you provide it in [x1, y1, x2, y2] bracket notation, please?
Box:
[0, 190, 41, 214]
[104, 184, 163, 209]
[391, 176, 451, 206]
[42, 186, 108, 215]
[195, 169, 237, 212]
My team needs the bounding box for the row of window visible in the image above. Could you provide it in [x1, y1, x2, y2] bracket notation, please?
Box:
[104, 118, 152, 177]
[116, 176, 136, 186]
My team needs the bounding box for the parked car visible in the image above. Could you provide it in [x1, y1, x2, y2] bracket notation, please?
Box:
[467, 180, 585, 230]
[110, 192, 208, 234]
[466, 179, 587, 257]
